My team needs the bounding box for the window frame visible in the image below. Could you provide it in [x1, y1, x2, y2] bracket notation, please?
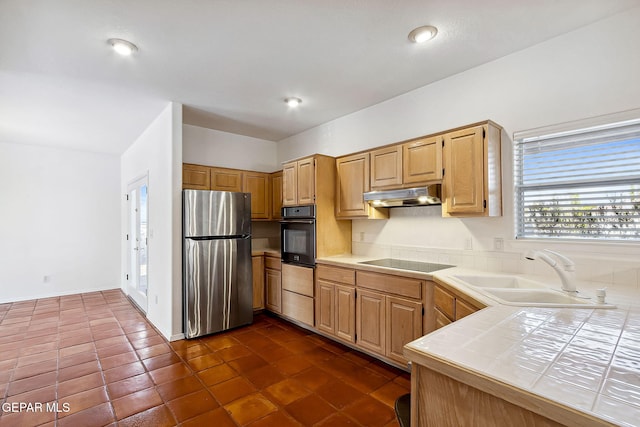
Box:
[513, 109, 640, 243]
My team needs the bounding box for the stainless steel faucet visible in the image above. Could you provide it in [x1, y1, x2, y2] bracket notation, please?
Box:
[525, 249, 576, 293]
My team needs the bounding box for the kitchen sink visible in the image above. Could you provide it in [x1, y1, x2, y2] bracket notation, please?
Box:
[452, 274, 546, 289]
[481, 288, 601, 306]
[451, 274, 615, 308]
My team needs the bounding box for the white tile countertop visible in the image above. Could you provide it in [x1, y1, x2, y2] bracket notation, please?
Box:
[405, 268, 640, 427]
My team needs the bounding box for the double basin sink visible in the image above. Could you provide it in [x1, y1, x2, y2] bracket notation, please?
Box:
[451, 274, 615, 308]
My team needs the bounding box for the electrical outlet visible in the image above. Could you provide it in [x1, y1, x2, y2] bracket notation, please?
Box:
[43, 275, 50, 283]
[359, 232, 365, 242]
[494, 238, 504, 251]
[464, 238, 473, 250]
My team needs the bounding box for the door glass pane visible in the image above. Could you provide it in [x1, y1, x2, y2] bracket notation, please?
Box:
[129, 188, 138, 288]
[138, 185, 148, 295]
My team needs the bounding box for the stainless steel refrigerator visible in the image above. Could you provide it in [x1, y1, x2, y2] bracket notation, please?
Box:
[183, 190, 253, 339]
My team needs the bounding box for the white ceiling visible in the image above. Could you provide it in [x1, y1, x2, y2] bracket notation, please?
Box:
[1, 0, 639, 155]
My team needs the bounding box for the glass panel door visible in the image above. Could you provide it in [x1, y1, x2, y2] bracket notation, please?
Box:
[127, 176, 148, 312]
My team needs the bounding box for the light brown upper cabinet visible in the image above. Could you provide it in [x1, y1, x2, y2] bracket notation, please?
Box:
[270, 171, 283, 220]
[336, 153, 389, 219]
[442, 122, 502, 217]
[183, 163, 210, 190]
[370, 146, 403, 189]
[282, 157, 316, 206]
[243, 172, 270, 220]
[282, 162, 297, 206]
[210, 167, 243, 192]
[296, 157, 315, 205]
[403, 136, 443, 184]
[182, 164, 282, 220]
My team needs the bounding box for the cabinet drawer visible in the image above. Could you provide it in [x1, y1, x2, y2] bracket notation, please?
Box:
[282, 263, 314, 297]
[317, 265, 355, 285]
[434, 285, 455, 320]
[356, 271, 421, 299]
[282, 290, 314, 326]
[265, 256, 281, 271]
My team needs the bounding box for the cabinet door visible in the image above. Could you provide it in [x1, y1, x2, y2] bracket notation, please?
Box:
[282, 162, 297, 206]
[435, 308, 452, 330]
[183, 164, 210, 190]
[271, 171, 283, 219]
[297, 157, 315, 205]
[265, 268, 282, 313]
[244, 172, 270, 220]
[403, 136, 443, 184]
[335, 284, 356, 343]
[252, 256, 264, 310]
[443, 126, 485, 214]
[370, 146, 402, 189]
[356, 289, 386, 355]
[386, 296, 422, 364]
[455, 298, 480, 321]
[315, 279, 335, 335]
[211, 167, 243, 192]
[336, 153, 370, 218]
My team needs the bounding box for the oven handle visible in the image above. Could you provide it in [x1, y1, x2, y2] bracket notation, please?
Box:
[279, 220, 315, 224]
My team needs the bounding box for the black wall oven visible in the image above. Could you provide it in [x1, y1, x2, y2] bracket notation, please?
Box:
[280, 205, 316, 267]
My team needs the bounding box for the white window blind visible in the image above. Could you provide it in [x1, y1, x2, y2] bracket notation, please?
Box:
[514, 113, 640, 241]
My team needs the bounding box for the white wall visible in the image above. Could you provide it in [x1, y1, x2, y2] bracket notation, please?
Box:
[277, 8, 640, 291]
[183, 125, 279, 172]
[0, 142, 120, 303]
[121, 102, 183, 340]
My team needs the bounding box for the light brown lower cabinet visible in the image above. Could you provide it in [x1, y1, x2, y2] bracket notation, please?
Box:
[252, 256, 264, 310]
[316, 279, 336, 335]
[281, 263, 314, 326]
[356, 289, 422, 365]
[334, 284, 356, 343]
[410, 363, 566, 427]
[386, 296, 422, 364]
[433, 283, 484, 329]
[264, 256, 281, 313]
[356, 289, 386, 354]
[316, 279, 356, 343]
[315, 265, 357, 344]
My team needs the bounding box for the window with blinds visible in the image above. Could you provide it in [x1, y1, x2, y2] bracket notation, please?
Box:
[514, 113, 640, 241]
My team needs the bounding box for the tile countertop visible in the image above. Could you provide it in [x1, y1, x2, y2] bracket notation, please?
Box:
[407, 268, 640, 427]
[317, 255, 640, 427]
[315, 254, 455, 281]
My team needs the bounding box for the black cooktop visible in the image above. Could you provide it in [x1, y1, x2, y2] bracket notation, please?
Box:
[358, 258, 454, 273]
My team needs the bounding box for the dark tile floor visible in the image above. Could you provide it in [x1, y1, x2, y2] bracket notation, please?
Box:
[0, 290, 410, 426]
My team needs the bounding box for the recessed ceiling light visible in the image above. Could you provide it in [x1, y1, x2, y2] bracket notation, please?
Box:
[108, 38, 138, 56]
[408, 25, 438, 43]
[285, 97, 302, 108]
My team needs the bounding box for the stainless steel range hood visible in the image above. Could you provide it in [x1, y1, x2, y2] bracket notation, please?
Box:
[363, 185, 441, 207]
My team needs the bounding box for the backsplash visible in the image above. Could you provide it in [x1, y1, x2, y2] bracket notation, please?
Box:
[351, 206, 640, 293]
[352, 241, 640, 293]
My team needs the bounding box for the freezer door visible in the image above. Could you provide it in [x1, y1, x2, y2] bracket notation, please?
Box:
[183, 236, 253, 338]
[183, 190, 251, 238]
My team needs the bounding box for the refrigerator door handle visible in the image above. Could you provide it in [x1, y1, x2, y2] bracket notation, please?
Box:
[187, 235, 250, 241]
